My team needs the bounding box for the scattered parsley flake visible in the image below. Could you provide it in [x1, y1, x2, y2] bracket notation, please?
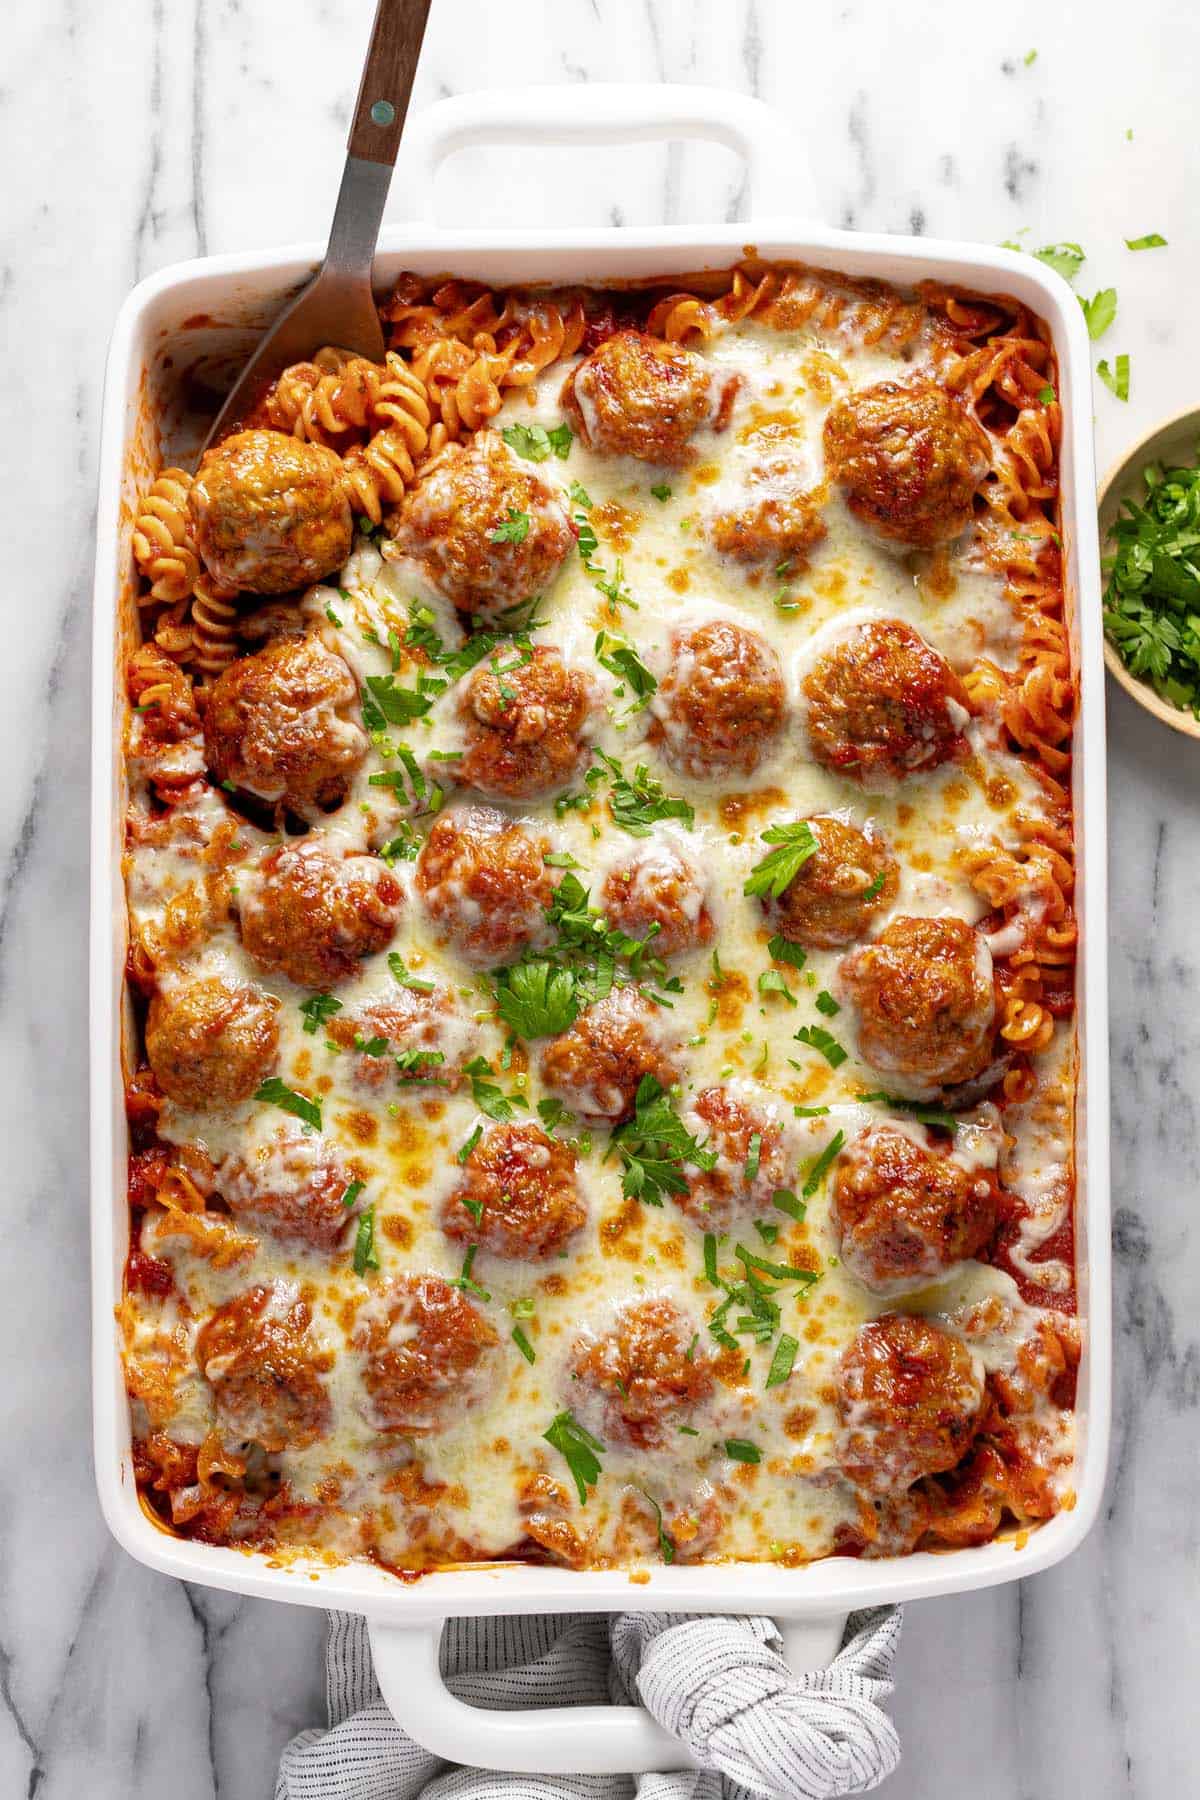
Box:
[1038, 385, 1058, 405]
[1034, 242, 1086, 282]
[1079, 288, 1117, 342]
[612, 1075, 715, 1206]
[494, 959, 579, 1040]
[860, 871, 886, 902]
[650, 483, 672, 502]
[793, 1024, 847, 1068]
[767, 934, 807, 971]
[773, 1188, 806, 1221]
[802, 1130, 845, 1199]
[1126, 233, 1167, 250]
[543, 1409, 605, 1504]
[512, 1325, 537, 1364]
[639, 1489, 676, 1563]
[815, 990, 840, 1018]
[341, 1179, 365, 1210]
[724, 1439, 761, 1465]
[300, 993, 342, 1035]
[451, 1243, 491, 1301]
[457, 1123, 483, 1165]
[758, 968, 797, 1005]
[766, 1333, 799, 1389]
[1097, 354, 1130, 401]
[744, 821, 818, 900]
[489, 507, 531, 545]
[254, 1078, 322, 1131]
[744, 1132, 762, 1184]
[353, 1206, 379, 1275]
[387, 951, 435, 993]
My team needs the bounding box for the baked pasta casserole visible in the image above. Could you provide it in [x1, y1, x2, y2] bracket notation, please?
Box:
[121, 260, 1079, 1573]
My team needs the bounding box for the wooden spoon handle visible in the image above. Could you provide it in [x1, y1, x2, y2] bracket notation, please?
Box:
[346, 0, 434, 167]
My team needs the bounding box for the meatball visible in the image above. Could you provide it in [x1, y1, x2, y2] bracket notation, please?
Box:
[203, 631, 368, 816]
[601, 838, 714, 957]
[383, 431, 574, 619]
[561, 330, 737, 466]
[354, 1273, 499, 1433]
[217, 1133, 361, 1254]
[417, 805, 552, 966]
[836, 1313, 985, 1494]
[651, 619, 786, 781]
[145, 977, 279, 1110]
[538, 985, 680, 1121]
[569, 1298, 713, 1448]
[196, 1283, 332, 1451]
[327, 987, 468, 1090]
[706, 459, 827, 564]
[456, 646, 598, 802]
[831, 1127, 999, 1292]
[802, 618, 970, 783]
[837, 914, 996, 1095]
[675, 1084, 795, 1229]
[822, 379, 990, 548]
[239, 840, 403, 989]
[189, 429, 353, 593]
[767, 814, 898, 950]
[441, 1123, 585, 1261]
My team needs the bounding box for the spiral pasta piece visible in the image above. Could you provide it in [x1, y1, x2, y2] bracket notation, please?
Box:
[132, 469, 201, 603]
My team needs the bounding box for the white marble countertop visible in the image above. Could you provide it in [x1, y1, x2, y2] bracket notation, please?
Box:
[2, 0, 1196, 1793]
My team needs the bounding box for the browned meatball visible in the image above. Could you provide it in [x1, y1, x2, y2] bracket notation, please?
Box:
[327, 988, 469, 1090]
[456, 646, 598, 801]
[239, 840, 403, 990]
[383, 432, 574, 619]
[561, 330, 737, 467]
[354, 1273, 499, 1432]
[675, 1085, 795, 1229]
[601, 839, 714, 957]
[838, 915, 996, 1094]
[569, 1298, 714, 1448]
[831, 1127, 999, 1292]
[189, 429, 353, 593]
[441, 1123, 585, 1261]
[203, 632, 368, 816]
[145, 977, 279, 1110]
[707, 460, 827, 564]
[823, 379, 990, 547]
[417, 805, 552, 966]
[217, 1134, 361, 1254]
[538, 986, 680, 1121]
[196, 1283, 333, 1451]
[836, 1313, 984, 1493]
[767, 814, 898, 950]
[652, 619, 786, 781]
[803, 618, 970, 783]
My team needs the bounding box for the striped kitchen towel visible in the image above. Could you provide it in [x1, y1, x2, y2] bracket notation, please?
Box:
[276, 1606, 903, 1800]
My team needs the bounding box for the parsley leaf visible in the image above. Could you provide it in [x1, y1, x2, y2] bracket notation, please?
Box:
[773, 1188, 806, 1221]
[512, 1324, 537, 1364]
[815, 990, 840, 1018]
[300, 993, 342, 1035]
[1097, 354, 1130, 401]
[594, 631, 657, 711]
[611, 1074, 716, 1206]
[495, 960, 579, 1039]
[802, 1130, 845, 1199]
[724, 1438, 761, 1464]
[576, 750, 693, 838]
[502, 422, 554, 462]
[793, 1024, 847, 1068]
[362, 674, 432, 729]
[341, 1179, 365, 1210]
[353, 1206, 379, 1275]
[489, 507, 531, 545]
[744, 821, 818, 899]
[451, 1242, 491, 1301]
[859, 1089, 961, 1133]
[543, 1409, 605, 1504]
[457, 1123, 483, 1164]
[1034, 241, 1086, 282]
[1079, 287, 1117, 341]
[758, 968, 797, 1006]
[387, 951, 435, 993]
[638, 1489, 676, 1562]
[464, 1056, 523, 1122]
[767, 934, 807, 971]
[766, 1333, 799, 1389]
[1103, 452, 1200, 709]
[254, 1078, 322, 1131]
[1125, 233, 1167, 250]
[650, 483, 672, 502]
[860, 870, 886, 902]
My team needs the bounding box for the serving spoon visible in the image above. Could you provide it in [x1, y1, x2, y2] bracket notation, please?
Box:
[203, 0, 433, 450]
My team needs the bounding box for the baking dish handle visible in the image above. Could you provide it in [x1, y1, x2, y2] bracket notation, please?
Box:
[368, 1612, 846, 1775]
[390, 83, 810, 224]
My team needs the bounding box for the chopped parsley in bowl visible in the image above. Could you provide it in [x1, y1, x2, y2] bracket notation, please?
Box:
[1103, 448, 1200, 719]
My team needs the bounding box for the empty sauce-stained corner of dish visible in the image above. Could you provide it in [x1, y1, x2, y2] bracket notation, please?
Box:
[120, 261, 1079, 1574]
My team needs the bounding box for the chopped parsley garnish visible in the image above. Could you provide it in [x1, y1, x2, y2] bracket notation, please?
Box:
[650, 483, 672, 502]
[744, 821, 818, 899]
[452, 1243, 491, 1301]
[793, 1023, 848, 1068]
[639, 1489, 676, 1562]
[495, 959, 579, 1039]
[489, 507, 531, 544]
[735, 1244, 818, 1285]
[744, 1132, 762, 1184]
[724, 1439, 761, 1464]
[457, 1123, 483, 1165]
[565, 750, 693, 838]
[511, 1296, 536, 1320]
[1097, 354, 1130, 401]
[388, 951, 435, 993]
[324, 600, 343, 627]
[767, 934, 808, 970]
[464, 1056, 524, 1122]
[1126, 233, 1167, 250]
[512, 1324, 537, 1364]
[860, 870, 886, 902]
[254, 1078, 322, 1131]
[362, 674, 432, 729]
[393, 1047, 446, 1079]
[1024, 46, 1037, 64]
[802, 1130, 845, 1199]
[341, 1179, 365, 1210]
[1079, 287, 1117, 342]
[859, 1090, 960, 1133]
[379, 824, 421, 864]
[501, 421, 573, 461]
[354, 1033, 389, 1057]
[757, 968, 797, 1006]
[815, 990, 840, 1018]
[1102, 452, 1200, 707]
[773, 1188, 806, 1221]
[368, 744, 442, 815]
[766, 1333, 799, 1389]
[754, 1219, 779, 1245]
[1033, 241, 1086, 282]
[300, 992, 342, 1035]
[537, 1097, 569, 1131]
[611, 1075, 716, 1205]
[543, 1409, 605, 1504]
[353, 1206, 379, 1275]
[543, 851, 581, 869]
[792, 1105, 829, 1119]
[1038, 385, 1057, 405]
[703, 1232, 720, 1286]
[594, 630, 657, 712]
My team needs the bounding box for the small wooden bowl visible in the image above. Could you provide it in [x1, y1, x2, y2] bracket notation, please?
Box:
[1098, 406, 1200, 738]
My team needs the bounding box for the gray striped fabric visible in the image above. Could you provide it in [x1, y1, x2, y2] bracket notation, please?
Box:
[276, 1607, 902, 1800]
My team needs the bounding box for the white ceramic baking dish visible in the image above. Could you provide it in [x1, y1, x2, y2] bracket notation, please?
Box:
[91, 85, 1111, 1775]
